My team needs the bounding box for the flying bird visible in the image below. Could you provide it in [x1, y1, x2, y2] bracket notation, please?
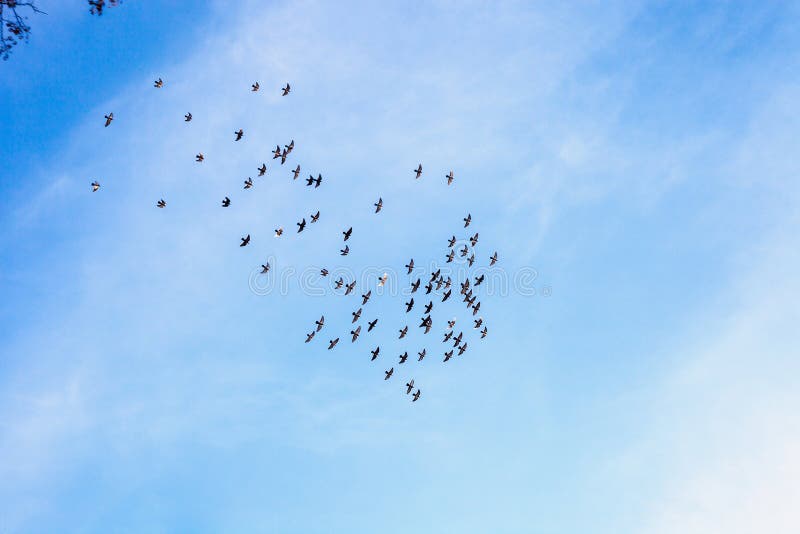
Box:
[458, 343, 468, 356]
[442, 289, 451, 302]
[91, 181, 100, 192]
[184, 112, 192, 122]
[474, 318, 483, 329]
[384, 367, 394, 380]
[414, 164, 422, 179]
[481, 327, 488, 338]
[446, 250, 455, 263]
[367, 318, 378, 332]
[343, 227, 352, 241]
[157, 199, 166, 208]
[260, 263, 270, 274]
[292, 165, 301, 180]
[424, 301, 433, 314]
[371, 346, 380, 361]
[399, 352, 408, 364]
[405, 379, 415, 394]
[352, 308, 362, 323]
[297, 218, 307, 232]
[315, 316, 325, 331]
[274, 146, 283, 160]
[251, 82, 260, 92]
[452, 332, 463, 346]
[443, 331, 453, 343]
[275, 227, 284, 237]
[446, 170, 454, 185]
[489, 252, 498, 266]
[314, 174, 322, 188]
[412, 389, 421, 402]
[362, 290, 372, 305]
[467, 254, 476, 267]
[345, 281, 356, 295]
[447, 318, 456, 329]
[350, 326, 361, 342]
[417, 349, 426, 361]
[320, 268, 329, 277]
[334, 277, 344, 290]
[378, 273, 388, 287]
[398, 326, 408, 339]
[234, 129, 244, 141]
[310, 211, 320, 223]
[374, 197, 383, 213]
[472, 302, 481, 315]
[221, 196, 230, 207]
[340, 245, 350, 256]
[305, 331, 315, 343]
[447, 236, 456, 248]
[280, 148, 287, 165]
[475, 274, 485, 286]
[154, 78, 163, 88]
[281, 83, 291, 96]
[420, 315, 432, 333]
[405, 259, 414, 274]
[328, 338, 339, 350]
[444, 350, 454, 362]
[196, 153, 204, 162]
[240, 234, 250, 247]
[410, 278, 421, 293]
[258, 163, 267, 176]
[460, 245, 469, 257]
[425, 282, 433, 294]
[430, 269, 441, 282]
[470, 233, 479, 247]
[463, 213, 471, 227]
[285, 140, 294, 153]
[405, 298, 414, 313]
[244, 177, 253, 189]
[104, 113, 113, 127]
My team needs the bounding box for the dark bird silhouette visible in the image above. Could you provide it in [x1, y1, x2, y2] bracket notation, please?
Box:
[463, 213, 471, 227]
[297, 218, 306, 232]
[458, 342, 467, 356]
[371, 346, 380, 361]
[334, 277, 344, 290]
[405, 298, 414, 313]
[399, 326, 408, 339]
[430, 269, 441, 282]
[104, 113, 114, 127]
[285, 140, 294, 153]
[412, 389, 420, 402]
[446, 170, 454, 185]
[260, 262, 270, 274]
[460, 245, 469, 258]
[305, 331, 315, 343]
[411, 278, 421, 293]
[244, 177, 253, 189]
[463, 290, 473, 303]
[423, 301, 433, 314]
[399, 351, 408, 364]
[362, 290, 372, 305]
[258, 163, 267, 176]
[452, 332, 463, 346]
[447, 319, 456, 329]
[472, 302, 481, 315]
[489, 252, 498, 266]
[419, 315, 432, 334]
[444, 350, 454, 362]
[374, 197, 383, 213]
[91, 181, 100, 192]
[314, 174, 322, 188]
[352, 307, 362, 323]
[292, 165, 301, 179]
[251, 82, 260, 92]
[467, 254, 476, 267]
[196, 153, 204, 162]
[425, 282, 433, 294]
[446, 250, 455, 263]
[384, 367, 394, 380]
[154, 78, 163, 88]
[340, 245, 350, 256]
[320, 268, 329, 277]
[470, 233, 479, 247]
[474, 318, 483, 329]
[310, 211, 320, 223]
[367, 318, 378, 332]
[406, 379, 415, 394]
[435, 278, 444, 291]
[157, 199, 167, 208]
[481, 327, 488, 338]
[343, 227, 353, 241]
[418, 349, 426, 361]
[444, 277, 452, 289]
[414, 164, 422, 179]
[184, 112, 192, 122]
[234, 129, 244, 141]
[280, 148, 287, 165]
[405, 259, 414, 274]
[443, 331, 453, 343]
[315, 315, 325, 332]
[465, 295, 476, 308]
[475, 274, 485, 286]
[448, 236, 456, 248]
[240, 234, 250, 247]
[461, 279, 471, 294]
[274, 146, 283, 160]
[275, 227, 284, 237]
[328, 338, 339, 350]
[221, 196, 230, 207]
[350, 326, 361, 342]
[345, 281, 356, 295]
[281, 83, 291, 96]
[442, 289, 451, 302]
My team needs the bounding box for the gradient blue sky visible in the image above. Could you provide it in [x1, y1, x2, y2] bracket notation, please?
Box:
[2, 1, 799, 532]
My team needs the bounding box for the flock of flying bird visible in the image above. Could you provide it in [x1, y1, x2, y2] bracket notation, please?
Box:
[94, 77, 499, 403]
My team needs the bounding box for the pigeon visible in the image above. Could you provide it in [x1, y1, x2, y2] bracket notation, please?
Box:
[474, 318, 483, 329]
[291, 165, 301, 180]
[447, 319, 456, 329]
[91, 181, 100, 192]
[424, 301, 433, 314]
[260, 263, 270, 274]
[405, 379, 415, 394]
[435, 278, 444, 291]
[410, 278, 421, 293]
[442, 289, 451, 302]
[196, 153, 204, 162]
[399, 352, 408, 364]
[367, 318, 378, 332]
[378, 273, 388, 287]
[374, 197, 383, 213]
[244, 177, 253, 189]
[104, 113, 114, 127]
[154, 78, 163, 88]
[412, 389, 421, 402]
[399, 326, 408, 339]
[352, 308, 362, 323]
[275, 146, 284, 160]
[481, 327, 488, 338]
[419, 315, 432, 333]
[405, 298, 414, 313]
[452, 332, 463, 346]
[458, 343, 467, 356]
[281, 83, 291, 96]
[285, 140, 294, 153]
[463, 213, 471, 227]
[240, 234, 250, 247]
[350, 326, 361, 342]
[461, 280, 471, 294]
[157, 199, 166, 208]
[371, 346, 380, 361]
[467, 254, 476, 267]
[343, 227, 353, 241]
[184, 112, 192, 122]
[297, 218, 307, 232]
[251, 82, 260, 92]
[417, 349, 426, 361]
[328, 338, 339, 350]
[446, 250, 455, 263]
[443, 331, 453, 343]
[446, 170, 454, 185]
[489, 252, 498, 266]
[460, 245, 469, 258]
[335, 277, 344, 290]
[315, 316, 325, 331]
[305, 331, 315, 343]
[447, 236, 456, 248]
[258, 163, 267, 176]
[221, 196, 231, 207]
[475, 274, 485, 286]
[414, 164, 422, 179]
[275, 227, 284, 237]
[314, 175, 322, 188]
[425, 282, 433, 294]
[234, 129, 244, 141]
[310, 211, 320, 223]
[345, 281, 356, 295]
[443, 277, 452, 289]
[305, 175, 315, 187]
[466, 295, 476, 308]
[362, 290, 372, 304]
[405, 259, 414, 274]
[472, 302, 481, 315]
[470, 233, 479, 247]
[320, 268, 329, 277]
[384, 367, 394, 380]
[430, 269, 441, 282]
[340, 245, 350, 256]
[444, 350, 454, 362]
[280, 149, 287, 165]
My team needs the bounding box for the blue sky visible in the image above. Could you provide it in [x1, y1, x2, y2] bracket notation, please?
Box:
[1, 1, 799, 532]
